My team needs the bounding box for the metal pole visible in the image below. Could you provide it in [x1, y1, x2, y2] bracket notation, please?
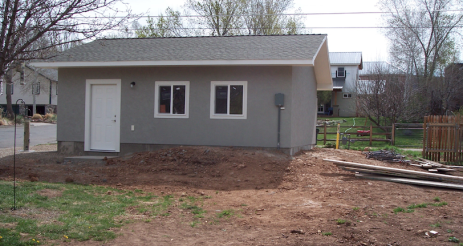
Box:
[13, 99, 25, 211]
[277, 107, 281, 149]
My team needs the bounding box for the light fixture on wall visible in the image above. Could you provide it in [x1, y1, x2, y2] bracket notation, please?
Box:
[130, 81, 136, 88]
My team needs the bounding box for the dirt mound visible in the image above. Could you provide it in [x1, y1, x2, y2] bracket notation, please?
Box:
[103, 146, 290, 190]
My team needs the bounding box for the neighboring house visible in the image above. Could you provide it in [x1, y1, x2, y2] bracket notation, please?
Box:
[31, 35, 333, 156]
[0, 64, 58, 115]
[444, 63, 463, 111]
[320, 52, 363, 117]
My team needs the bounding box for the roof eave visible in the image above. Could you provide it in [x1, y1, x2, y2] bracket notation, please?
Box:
[30, 59, 315, 69]
[313, 37, 333, 91]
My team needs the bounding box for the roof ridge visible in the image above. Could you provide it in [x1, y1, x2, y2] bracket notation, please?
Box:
[101, 33, 326, 41]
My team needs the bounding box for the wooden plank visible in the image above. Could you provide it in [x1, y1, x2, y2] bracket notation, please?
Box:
[341, 167, 444, 181]
[355, 174, 463, 190]
[417, 158, 444, 167]
[324, 159, 463, 183]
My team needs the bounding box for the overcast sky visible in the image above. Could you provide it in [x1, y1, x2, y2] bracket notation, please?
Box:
[124, 0, 390, 61]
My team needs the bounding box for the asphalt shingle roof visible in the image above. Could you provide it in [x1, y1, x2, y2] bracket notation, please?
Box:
[47, 35, 327, 62]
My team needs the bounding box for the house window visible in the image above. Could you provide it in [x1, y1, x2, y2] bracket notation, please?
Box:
[318, 104, 324, 113]
[343, 93, 352, 98]
[0, 79, 3, 95]
[154, 81, 189, 118]
[336, 67, 345, 77]
[210, 81, 247, 119]
[32, 82, 40, 95]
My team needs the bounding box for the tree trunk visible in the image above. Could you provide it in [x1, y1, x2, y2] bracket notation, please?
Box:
[4, 71, 14, 119]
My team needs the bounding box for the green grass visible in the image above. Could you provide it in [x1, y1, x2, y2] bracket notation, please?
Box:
[217, 210, 234, 218]
[336, 219, 346, 225]
[352, 207, 360, 211]
[0, 181, 175, 245]
[393, 207, 414, 214]
[430, 222, 441, 228]
[407, 203, 428, 209]
[430, 202, 448, 207]
[449, 236, 460, 243]
[322, 232, 332, 236]
[393, 200, 448, 215]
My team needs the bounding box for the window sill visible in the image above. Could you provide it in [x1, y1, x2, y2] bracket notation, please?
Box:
[154, 114, 189, 119]
[210, 114, 247, 120]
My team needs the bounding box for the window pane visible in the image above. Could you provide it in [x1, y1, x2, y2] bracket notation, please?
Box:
[172, 85, 185, 114]
[215, 86, 228, 114]
[159, 86, 171, 113]
[229, 85, 243, 114]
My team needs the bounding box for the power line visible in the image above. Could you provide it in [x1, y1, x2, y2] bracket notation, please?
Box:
[70, 9, 463, 19]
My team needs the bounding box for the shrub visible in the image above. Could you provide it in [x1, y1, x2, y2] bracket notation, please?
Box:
[32, 114, 43, 121]
[44, 113, 57, 123]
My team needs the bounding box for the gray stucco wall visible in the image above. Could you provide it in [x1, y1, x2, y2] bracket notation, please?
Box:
[290, 66, 317, 149]
[58, 66, 317, 154]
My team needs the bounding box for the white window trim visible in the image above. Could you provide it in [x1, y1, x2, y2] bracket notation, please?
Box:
[154, 81, 190, 118]
[210, 81, 247, 120]
[0, 80, 3, 95]
[337, 67, 346, 78]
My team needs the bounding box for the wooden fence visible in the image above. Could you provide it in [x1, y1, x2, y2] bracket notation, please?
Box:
[423, 115, 463, 163]
[319, 125, 393, 146]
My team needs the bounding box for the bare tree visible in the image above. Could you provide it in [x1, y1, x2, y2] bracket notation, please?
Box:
[1, 0, 135, 117]
[135, 7, 190, 38]
[380, 0, 463, 115]
[242, 0, 304, 35]
[185, 0, 245, 36]
[357, 62, 408, 129]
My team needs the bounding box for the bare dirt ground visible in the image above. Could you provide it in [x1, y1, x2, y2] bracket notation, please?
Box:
[1, 145, 463, 245]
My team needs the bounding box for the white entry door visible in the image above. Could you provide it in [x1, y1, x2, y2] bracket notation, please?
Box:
[85, 80, 121, 152]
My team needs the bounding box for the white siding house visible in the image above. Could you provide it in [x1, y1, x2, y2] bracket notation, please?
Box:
[328, 52, 363, 117]
[0, 64, 58, 115]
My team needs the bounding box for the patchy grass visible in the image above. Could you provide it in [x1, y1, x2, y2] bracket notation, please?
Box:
[0, 181, 174, 245]
[217, 210, 234, 219]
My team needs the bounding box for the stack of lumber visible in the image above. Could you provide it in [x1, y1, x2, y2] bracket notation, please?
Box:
[409, 158, 456, 173]
[324, 159, 463, 190]
[364, 150, 404, 162]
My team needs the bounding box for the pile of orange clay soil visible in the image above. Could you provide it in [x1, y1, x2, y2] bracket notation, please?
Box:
[1, 145, 463, 245]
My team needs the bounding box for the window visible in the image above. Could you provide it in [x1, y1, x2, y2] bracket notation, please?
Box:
[0, 79, 3, 95]
[210, 81, 247, 119]
[343, 93, 352, 98]
[32, 82, 40, 95]
[318, 104, 324, 113]
[336, 67, 345, 77]
[154, 81, 189, 118]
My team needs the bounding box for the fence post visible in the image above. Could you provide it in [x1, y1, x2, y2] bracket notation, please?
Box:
[391, 123, 395, 146]
[422, 117, 427, 159]
[323, 123, 327, 145]
[369, 125, 373, 146]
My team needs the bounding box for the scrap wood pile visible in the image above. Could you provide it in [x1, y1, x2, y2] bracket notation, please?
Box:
[324, 159, 463, 190]
[364, 150, 405, 162]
